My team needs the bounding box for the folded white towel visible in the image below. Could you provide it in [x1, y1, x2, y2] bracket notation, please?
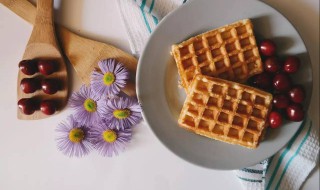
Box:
[116, 0, 185, 56]
[116, 1, 320, 189]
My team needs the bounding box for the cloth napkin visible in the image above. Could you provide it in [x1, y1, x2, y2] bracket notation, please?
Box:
[116, 0, 320, 189]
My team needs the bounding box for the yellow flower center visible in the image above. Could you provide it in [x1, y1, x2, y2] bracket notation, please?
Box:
[102, 130, 117, 143]
[113, 109, 131, 119]
[83, 98, 97, 112]
[69, 128, 85, 143]
[103, 72, 115, 86]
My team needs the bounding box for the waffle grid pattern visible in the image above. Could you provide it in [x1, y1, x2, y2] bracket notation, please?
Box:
[178, 75, 273, 148]
[172, 19, 263, 91]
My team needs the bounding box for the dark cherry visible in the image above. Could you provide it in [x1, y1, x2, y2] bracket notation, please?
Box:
[18, 98, 38, 115]
[20, 78, 41, 94]
[40, 100, 56, 115]
[289, 86, 305, 103]
[41, 79, 59, 95]
[19, 60, 38, 75]
[269, 111, 282, 128]
[37, 60, 57, 75]
[286, 103, 304, 121]
[264, 57, 281, 73]
[259, 39, 276, 56]
[273, 73, 292, 92]
[283, 56, 300, 73]
[252, 73, 272, 90]
[273, 94, 290, 109]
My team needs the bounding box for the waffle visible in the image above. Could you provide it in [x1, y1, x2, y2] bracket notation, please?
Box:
[171, 19, 263, 91]
[178, 74, 273, 149]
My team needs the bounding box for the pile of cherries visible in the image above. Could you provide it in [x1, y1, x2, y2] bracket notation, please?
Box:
[18, 59, 60, 115]
[249, 39, 305, 128]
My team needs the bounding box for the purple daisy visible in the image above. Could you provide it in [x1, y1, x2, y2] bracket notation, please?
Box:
[91, 59, 129, 97]
[90, 121, 132, 157]
[101, 97, 142, 129]
[68, 85, 104, 125]
[55, 115, 92, 157]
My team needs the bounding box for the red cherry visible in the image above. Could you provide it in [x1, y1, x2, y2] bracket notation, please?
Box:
[283, 56, 300, 73]
[286, 103, 304, 121]
[19, 60, 38, 75]
[40, 100, 56, 115]
[252, 73, 272, 90]
[273, 94, 290, 109]
[289, 86, 305, 103]
[20, 78, 41, 94]
[41, 79, 59, 95]
[273, 73, 292, 92]
[18, 98, 39, 115]
[264, 57, 281, 73]
[259, 39, 276, 56]
[37, 60, 57, 75]
[269, 111, 282, 128]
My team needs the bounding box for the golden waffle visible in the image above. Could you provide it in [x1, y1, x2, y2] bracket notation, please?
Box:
[178, 74, 272, 149]
[171, 19, 263, 91]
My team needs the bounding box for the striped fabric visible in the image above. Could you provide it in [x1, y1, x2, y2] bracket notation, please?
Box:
[116, 1, 320, 189]
[235, 117, 319, 190]
[116, 0, 186, 56]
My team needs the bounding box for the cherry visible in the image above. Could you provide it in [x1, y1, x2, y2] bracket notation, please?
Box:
[20, 78, 41, 94]
[40, 100, 56, 115]
[273, 73, 291, 92]
[252, 73, 272, 90]
[259, 39, 276, 56]
[289, 86, 305, 103]
[273, 94, 290, 109]
[269, 111, 282, 128]
[286, 103, 304, 121]
[19, 60, 38, 75]
[264, 57, 281, 73]
[283, 56, 300, 73]
[18, 98, 39, 115]
[37, 60, 57, 75]
[41, 79, 59, 95]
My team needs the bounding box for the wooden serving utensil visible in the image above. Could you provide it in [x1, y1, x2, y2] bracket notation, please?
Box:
[17, 0, 68, 120]
[0, 0, 137, 96]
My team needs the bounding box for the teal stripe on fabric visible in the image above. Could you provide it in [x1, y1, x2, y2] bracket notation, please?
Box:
[149, 0, 155, 13]
[152, 15, 159, 25]
[266, 119, 307, 190]
[266, 155, 274, 173]
[140, 8, 152, 33]
[274, 121, 312, 190]
[241, 168, 263, 174]
[140, 0, 152, 33]
[238, 176, 263, 183]
[140, 0, 147, 9]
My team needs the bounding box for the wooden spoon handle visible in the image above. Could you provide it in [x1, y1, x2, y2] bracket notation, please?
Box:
[0, 0, 36, 24]
[28, 0, 57, 46]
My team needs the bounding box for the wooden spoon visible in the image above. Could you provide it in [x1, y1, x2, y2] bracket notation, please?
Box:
[17, 0, 68, 120]
[0, 0, 137, 96]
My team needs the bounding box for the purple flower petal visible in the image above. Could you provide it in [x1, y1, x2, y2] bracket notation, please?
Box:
[100, 97, 142, 129]
[89, 121, 132, 157]
[55, 115, 93, 157]
[91, 59, 129, 97]
[68, 85, 104, 126]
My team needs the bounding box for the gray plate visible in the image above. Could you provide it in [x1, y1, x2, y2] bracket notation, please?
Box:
[137, 0, 312, 170]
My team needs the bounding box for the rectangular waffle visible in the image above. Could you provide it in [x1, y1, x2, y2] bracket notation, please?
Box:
[171, 19, 263, 91]
[178, 74, 273, 149]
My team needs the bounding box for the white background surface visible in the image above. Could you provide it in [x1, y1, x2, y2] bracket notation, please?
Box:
[0, 0, 318, 190]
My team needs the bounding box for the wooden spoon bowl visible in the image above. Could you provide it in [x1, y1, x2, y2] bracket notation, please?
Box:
[17, 0, 68, 120]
